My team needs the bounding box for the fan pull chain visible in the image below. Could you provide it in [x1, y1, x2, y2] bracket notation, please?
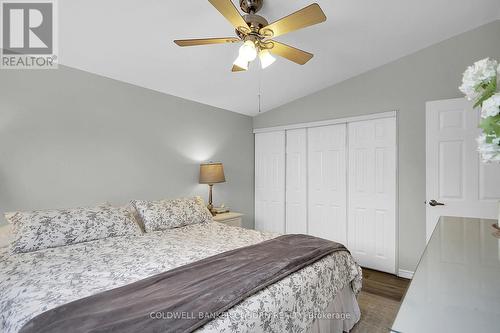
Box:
[258, 66, 262, 113]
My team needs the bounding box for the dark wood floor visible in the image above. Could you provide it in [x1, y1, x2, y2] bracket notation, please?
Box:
[350, 268, 410, 333]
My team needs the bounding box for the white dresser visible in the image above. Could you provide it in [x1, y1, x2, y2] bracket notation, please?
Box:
[392, 216, 500, 333]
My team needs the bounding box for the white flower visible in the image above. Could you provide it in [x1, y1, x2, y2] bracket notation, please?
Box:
[481, 93, 500, 118]
[477, 134, 500, 163]
[473, 58, 498, 81]
[459, 58, 498, 101]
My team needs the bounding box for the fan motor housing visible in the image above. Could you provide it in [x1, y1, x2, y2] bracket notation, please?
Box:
[240, 0, 263, 14]
[236, 14, 268, 38]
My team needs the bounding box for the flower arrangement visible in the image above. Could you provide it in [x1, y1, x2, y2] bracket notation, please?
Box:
[459, 58, 500, 163]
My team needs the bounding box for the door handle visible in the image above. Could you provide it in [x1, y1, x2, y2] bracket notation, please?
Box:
[429, 200, 445, 207]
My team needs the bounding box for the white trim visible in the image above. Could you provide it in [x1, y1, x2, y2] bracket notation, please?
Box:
[425, 100, 437, 244]
[395, 112, 400, 275]
[253, 111, 397, 134]
[398, 269, 414, 279]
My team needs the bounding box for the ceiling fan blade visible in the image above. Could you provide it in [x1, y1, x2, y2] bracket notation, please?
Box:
[208, 0, 250, 33]
[260, 3, 326, 38]
[268, 41, 313, 65]
[174, 37, 241, 47]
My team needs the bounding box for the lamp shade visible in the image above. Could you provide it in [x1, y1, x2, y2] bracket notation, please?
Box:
[199, 162, 226, 184]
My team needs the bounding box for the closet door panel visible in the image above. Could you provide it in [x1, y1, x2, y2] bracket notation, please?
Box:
[255, 131, 285, 233]
[286, 129, 307, 234]
[307, 124, 347, 244]
[348, 118, 396, 273]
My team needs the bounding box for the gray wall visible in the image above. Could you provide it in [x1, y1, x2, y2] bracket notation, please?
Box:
[0, 66, 255, 228]
[253, 20, 500, 271]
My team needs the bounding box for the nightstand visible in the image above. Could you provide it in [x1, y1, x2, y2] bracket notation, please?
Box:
[213, 212, 243, 228]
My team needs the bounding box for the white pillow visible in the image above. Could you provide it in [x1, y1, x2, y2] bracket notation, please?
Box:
[6, 205, 142, 254]
[132, 196, 213, 232]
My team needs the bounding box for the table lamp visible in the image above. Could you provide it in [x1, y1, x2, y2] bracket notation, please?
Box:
[199, 162, 226, 215]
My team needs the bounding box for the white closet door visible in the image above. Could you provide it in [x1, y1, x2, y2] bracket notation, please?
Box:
[255, 131, 286, 233]
[286, 129, 307, 234]
[307, 124, 347, 244]
[348, 117, 396, 274]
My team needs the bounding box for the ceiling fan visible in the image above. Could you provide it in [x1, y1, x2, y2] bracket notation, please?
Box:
[174, 0, 327, 72]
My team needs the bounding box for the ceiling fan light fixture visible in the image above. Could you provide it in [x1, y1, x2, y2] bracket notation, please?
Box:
[259, 49, 276, 69]
[174, 0, 327, 72]
[233, 55, 249, 71]
[239, 40, 258, 62]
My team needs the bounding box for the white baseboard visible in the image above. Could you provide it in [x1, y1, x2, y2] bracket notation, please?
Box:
[398, 269, 414, 279]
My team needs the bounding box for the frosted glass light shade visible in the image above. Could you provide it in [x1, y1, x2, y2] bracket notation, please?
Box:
[259, 49, 276, 69]
[233, 55, 249, 70]
[239, 40, 257, 61]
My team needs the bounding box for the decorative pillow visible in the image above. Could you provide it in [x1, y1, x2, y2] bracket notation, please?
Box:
[102, 201, 146, 233]
[132, 196, 213, 232]
[6, 205, 143, 254]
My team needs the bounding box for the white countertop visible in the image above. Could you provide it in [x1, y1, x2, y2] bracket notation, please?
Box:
[392, 216, 500, 333]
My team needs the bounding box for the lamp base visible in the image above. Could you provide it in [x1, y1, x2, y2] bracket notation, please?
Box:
[207, 203, 216, 216]
[207, 184, 216, 216]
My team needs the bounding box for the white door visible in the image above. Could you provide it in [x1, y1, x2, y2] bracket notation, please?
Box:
[255, 131, 286, 233]
[348, 117, 397, 274]
[426, 98, 500, 242]
[286, 129, 307, 234]
[308, 124, 347, 244]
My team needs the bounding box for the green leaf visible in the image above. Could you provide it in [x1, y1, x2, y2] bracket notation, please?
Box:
[473, 77, 497, 108]
[480, 114, 500, 143]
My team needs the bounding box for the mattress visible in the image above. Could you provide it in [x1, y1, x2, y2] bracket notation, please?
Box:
[0, 222, 361, 333]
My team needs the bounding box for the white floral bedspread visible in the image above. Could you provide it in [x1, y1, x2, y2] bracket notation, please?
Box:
[0, 222, 362, 333]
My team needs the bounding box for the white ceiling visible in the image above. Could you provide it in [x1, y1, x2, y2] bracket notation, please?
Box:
[59, 0, 500, 116]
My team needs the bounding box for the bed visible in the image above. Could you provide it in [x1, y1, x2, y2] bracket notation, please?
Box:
[0, 202, 361, 333]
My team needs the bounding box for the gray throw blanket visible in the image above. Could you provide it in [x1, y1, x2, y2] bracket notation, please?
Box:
[20, 234, 348, 333]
